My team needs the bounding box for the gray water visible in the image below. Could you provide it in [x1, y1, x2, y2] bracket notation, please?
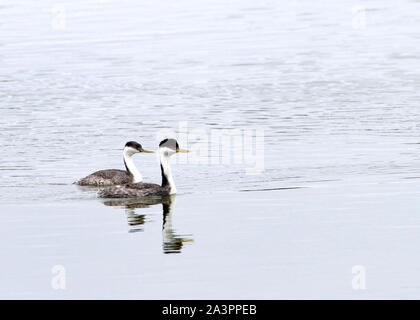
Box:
[1, 0, 420, 299]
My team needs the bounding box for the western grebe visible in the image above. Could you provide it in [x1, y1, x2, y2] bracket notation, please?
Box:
[75, 141, 154, 186]
[98, 138, 189, 197]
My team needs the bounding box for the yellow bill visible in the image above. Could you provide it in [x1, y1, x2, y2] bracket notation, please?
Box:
[176, 149, 190, 153]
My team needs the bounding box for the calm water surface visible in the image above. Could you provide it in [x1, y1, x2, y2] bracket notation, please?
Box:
[1, 0, 420, 298]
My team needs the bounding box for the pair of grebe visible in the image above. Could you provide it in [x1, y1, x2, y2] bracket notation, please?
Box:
[75, 139, 189, 198]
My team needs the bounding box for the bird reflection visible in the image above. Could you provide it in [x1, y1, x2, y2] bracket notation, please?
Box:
[162, 196, 193, 254]
[102, 195, 193, 253]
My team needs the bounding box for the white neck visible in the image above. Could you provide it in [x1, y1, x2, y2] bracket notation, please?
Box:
[123, 148, 143, 183]
[160, 150, 177, 194]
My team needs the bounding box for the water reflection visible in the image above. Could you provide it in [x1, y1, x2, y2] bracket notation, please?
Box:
[102, 195, 193, 254]
[161, 197, 194, 254]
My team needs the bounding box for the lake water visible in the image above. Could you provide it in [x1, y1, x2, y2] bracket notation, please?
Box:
[1, 0, 420, 299]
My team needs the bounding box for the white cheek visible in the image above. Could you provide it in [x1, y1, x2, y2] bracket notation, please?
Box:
[161, 147, 174, 156]
[125, 147, 138, 155]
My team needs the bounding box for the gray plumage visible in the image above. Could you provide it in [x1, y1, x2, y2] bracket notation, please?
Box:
[75, 169, 133, 186]
[98, 182, 170, 198]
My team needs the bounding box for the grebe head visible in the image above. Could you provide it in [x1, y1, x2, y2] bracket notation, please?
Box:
[124, 141, 154, 156]
[158, 138, 189, 157]
[158, 139, 189, 193]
